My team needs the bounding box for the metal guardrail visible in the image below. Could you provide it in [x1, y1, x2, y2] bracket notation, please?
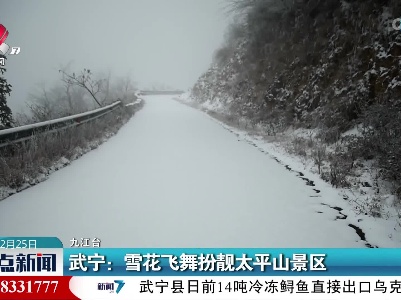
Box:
[0, 100, 124, 148]
[138, 90, 184, 96]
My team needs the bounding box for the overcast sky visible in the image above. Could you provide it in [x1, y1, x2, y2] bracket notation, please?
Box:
[1, 0, 230, 112]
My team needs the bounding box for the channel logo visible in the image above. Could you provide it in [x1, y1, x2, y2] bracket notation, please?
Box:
[97, 280, 125, 294]
[0, 24, 21, 56]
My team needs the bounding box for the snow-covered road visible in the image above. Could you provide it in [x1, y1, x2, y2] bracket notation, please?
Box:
[0, 95, 375, 247]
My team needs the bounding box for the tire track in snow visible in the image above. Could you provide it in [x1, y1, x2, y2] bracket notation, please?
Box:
[206, 114, 377, 248]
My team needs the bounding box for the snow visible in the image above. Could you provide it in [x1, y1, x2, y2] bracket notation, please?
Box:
[125, 99, 143, 107]
[0, 95, 399, 248]
[334, 87, 347, 96]
[388, 77, 401, 89]
[341, 125, 363, 137]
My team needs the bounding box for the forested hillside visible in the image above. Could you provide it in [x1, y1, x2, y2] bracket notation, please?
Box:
[191, 0, 401, 214]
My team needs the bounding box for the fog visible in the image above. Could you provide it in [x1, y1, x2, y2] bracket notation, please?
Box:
[0, 0, 229, 112]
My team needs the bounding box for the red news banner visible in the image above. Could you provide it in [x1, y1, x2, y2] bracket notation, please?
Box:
[0, 276, 78, 300]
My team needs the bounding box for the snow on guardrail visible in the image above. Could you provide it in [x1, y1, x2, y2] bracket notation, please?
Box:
[0, 100, 123, 148]
[125, 99, 143, 107]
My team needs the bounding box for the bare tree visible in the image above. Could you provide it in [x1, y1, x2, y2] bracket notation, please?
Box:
[121, 76, 137, 102]
[58, 63, 74, 112]
[26, 83, 74, 122]
[99, 70, 112, 105]
[27, 84, 55, 122]
[59, 68, 103, 107]
[63, 76, 74, 112]
[70, 84, 89, 112]
[112, 76, 137, 104]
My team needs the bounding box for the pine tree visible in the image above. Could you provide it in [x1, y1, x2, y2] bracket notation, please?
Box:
[0, 55, 13, 129]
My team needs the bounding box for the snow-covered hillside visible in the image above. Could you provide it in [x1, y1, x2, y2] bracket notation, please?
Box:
[189, 1, 401, 245]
